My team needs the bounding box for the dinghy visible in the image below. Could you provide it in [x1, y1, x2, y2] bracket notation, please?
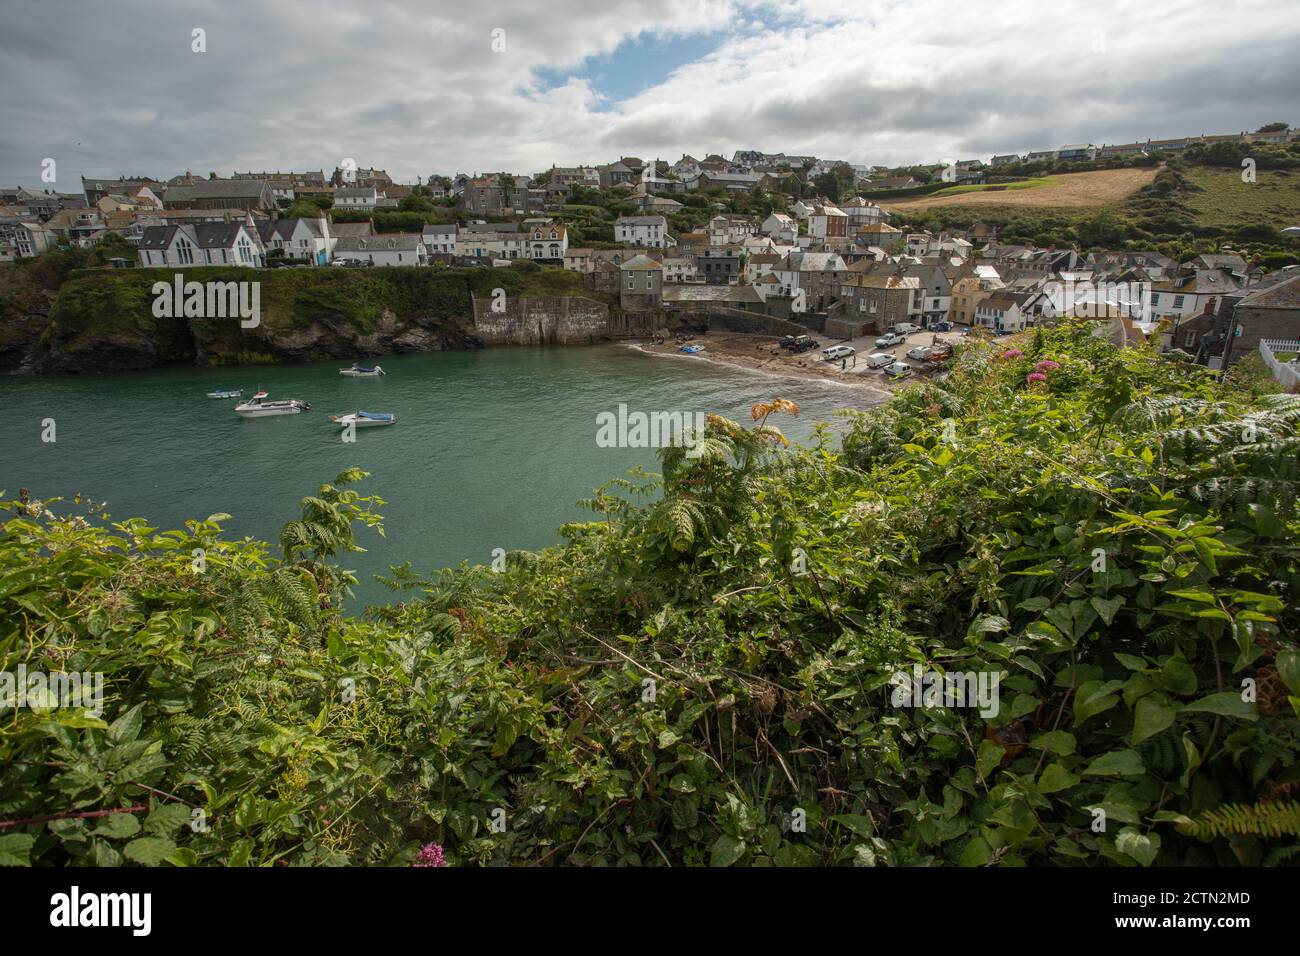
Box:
[207, 388, 243, 399]
[235, 391, 311, 417]
[339, 364, 385, 377]
[329, 411, 396, 428]
[678, 344, 705, 354]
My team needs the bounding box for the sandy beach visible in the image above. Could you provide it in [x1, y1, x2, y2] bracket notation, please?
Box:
[629, 330, 932, 399]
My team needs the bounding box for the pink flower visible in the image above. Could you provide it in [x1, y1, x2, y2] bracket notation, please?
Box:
[1035, 360, 1060, 372]
[999, 349, 1024, 360]
[1027, 372, 1048, 384]
[414, 842, 447, 867]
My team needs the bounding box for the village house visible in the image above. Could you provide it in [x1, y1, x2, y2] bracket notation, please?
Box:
[162, 178, 275, 212]
[771, 251, 847, 311]
[136, 218, 266, 268]
[761, 212, 799, 242]
[707, 214, 758, 246]
[615, 215, 673, 248]
[949, 271, 1007, 326]
[421, 223, 457, 256]
[1222, 270, 1300, 366]
[807, 203, 849, 240]
[839, 197, 889, 228]
[334, 233, 428, 267]
[835, 273, 922, 335]
[661, 255, 701, 284]
[974, 295, 1027, 332]
[81, 176, 166, 205]
[857, 222, 905, 249]
[524, 221, 568, 260]
[696, 246, 743, 284]
[334, 186, 380, 211]
[256, 216, 333, 265]
[619, 254, 663, 310]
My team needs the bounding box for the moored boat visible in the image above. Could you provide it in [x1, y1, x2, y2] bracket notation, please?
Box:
[235, 391, 311, 417]
[339, 364, 385, 377]
[329, 410, 397, 428]
[207, 388, 243, 399]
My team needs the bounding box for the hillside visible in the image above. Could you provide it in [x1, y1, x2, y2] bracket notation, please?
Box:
[881, 167, 1158, 213]
[1181, 166, 1300, 230]
[0, 263, 606, 373]
[3, 321, 1297, 867]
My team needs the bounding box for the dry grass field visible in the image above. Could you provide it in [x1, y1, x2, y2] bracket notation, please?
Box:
[881, 167, 1159, 212]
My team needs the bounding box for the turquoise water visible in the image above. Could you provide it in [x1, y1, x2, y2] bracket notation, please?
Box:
[0, 345, 881, 607]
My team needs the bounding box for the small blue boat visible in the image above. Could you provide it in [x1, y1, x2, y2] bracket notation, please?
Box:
[679, 345, 705, 355]
[330, 410, 396, 428]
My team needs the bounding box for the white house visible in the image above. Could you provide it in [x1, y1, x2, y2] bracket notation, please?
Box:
[974, 295, 1026, 332]
[840, 197, 889, 228]
[707, 214, 757, 246]
[334, 234, 427, 267]
[334, 187, 379, 211]
[615, 215, 672, 248]
[422, 224, 457, 255]
[256, 216, 333, 265]
[661, 256, 700, 283]
[524, 222, 569, 260]
[761, 212, 799, 242]
[136, 218, 266, 267]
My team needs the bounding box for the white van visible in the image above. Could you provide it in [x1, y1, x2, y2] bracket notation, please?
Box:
[893, 322, 922, 335]
[821, 345, 856, 361]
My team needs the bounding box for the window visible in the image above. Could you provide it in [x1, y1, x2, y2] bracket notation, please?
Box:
[1173, 295, 1185, 309]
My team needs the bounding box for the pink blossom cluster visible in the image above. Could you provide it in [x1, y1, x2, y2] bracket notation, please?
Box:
[414, 842, 447, 867]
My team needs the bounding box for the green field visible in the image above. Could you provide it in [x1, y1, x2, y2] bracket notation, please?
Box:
[919, 175, 1059, 198]
[1182, 166, 1300, 229]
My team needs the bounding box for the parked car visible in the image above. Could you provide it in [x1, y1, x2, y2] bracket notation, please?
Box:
[875, 332, 906, 347]
[331, 257, 368, 268]
[927, 321, 952, 332]
[894, 322, 922, 335]
[780, 334, 818, 353]
[883, 362, 914, 379]
[821, 345, 856, 361]
[906, 345, 934, 361]
[865, 352, 895, 369]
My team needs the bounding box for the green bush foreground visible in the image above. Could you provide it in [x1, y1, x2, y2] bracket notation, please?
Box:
[2, 321, 1298, 867]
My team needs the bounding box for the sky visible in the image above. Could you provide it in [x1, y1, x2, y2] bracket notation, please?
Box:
[2, 0, 1297, 190]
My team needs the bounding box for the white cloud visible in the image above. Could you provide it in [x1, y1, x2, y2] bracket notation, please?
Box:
[0, 0, 1295, 187]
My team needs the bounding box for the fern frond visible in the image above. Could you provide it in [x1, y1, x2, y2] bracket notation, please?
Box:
[1178, 800, 1300, 839]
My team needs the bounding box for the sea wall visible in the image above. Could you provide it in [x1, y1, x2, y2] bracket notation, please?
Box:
[471, 294, 659, 345]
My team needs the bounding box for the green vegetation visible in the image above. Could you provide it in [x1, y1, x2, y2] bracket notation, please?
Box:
[898, 162, 1300, 264]
[3, 322, 1298, 866]
[6, 262, 608, 371]
[1180, 167, 1300, 231]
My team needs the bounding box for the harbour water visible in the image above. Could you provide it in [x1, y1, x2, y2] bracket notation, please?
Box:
[1, 345, 880, 607]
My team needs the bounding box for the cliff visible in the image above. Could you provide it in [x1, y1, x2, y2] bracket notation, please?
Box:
[0, 264, 621, 373]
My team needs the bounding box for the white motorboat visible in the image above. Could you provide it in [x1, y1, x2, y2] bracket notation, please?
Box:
[207, 388, 243, 399]
[339, 364, 385, 377]
[329, 410, 396, 428]
[235, 390, 311, 417]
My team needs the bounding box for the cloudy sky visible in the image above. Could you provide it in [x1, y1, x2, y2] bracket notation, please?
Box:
[3, 0, 1297, 189]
